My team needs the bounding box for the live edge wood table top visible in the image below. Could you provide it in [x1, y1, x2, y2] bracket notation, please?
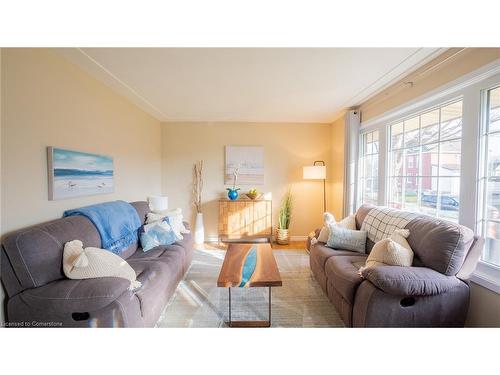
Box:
[217, 243, 282, 327]
[217, 243, 282, 288]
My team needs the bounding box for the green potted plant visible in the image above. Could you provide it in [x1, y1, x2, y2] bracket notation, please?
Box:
[276, 190, 292, 244]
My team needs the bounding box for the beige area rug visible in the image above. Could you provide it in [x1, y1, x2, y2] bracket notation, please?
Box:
[156, 248, 344, 327]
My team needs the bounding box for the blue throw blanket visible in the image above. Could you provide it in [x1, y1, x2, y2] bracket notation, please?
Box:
[64, 200, 142, 255]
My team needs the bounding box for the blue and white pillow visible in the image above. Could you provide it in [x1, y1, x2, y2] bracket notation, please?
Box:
[326, 223, 367, 253]
[139, 217, 178, 252]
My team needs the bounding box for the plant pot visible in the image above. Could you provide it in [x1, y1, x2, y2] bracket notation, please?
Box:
[194, 212, 204, 245]
[276, 228, 289, 245]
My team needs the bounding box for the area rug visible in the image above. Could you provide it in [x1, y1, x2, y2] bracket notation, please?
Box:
[156, 248, 344, 327]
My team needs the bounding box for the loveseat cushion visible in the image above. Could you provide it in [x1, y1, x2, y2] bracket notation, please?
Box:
[18, 277, 131, 313]
[325, 255, 367, 304]
[311, 243, 363, 270]
[361, 266, 461, 296]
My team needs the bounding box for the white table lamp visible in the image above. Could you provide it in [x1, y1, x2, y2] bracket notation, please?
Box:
[148, 196, 169, 211]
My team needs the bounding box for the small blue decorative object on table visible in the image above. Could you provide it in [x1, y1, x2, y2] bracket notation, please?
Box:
[226, 188, 240, 200]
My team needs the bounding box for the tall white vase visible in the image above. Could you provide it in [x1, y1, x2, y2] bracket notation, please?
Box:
[194, 212, 205, 245]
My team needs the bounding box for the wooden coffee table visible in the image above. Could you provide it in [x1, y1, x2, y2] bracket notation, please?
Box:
[217, 243, 282, 327]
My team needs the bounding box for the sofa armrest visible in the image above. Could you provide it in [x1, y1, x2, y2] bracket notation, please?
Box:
[307, 229, 321, 251]
[361, 266, 461, 296]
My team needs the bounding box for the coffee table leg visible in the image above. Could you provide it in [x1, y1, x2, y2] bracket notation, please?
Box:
[225, 286, 272, 328]
[228, 287, 232, 327]
[268, 286, 271, 325]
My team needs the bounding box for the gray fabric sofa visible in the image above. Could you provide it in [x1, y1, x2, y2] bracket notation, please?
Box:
[1, 201, 193, 327]
[308, 204, 484, 327]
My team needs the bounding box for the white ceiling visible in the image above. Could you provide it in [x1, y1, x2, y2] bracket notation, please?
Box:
[58, 48, 443, 123]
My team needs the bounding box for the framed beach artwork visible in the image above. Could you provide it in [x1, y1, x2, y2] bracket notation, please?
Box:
[47, 147, 114, 200]
[225, 146, 264, 185]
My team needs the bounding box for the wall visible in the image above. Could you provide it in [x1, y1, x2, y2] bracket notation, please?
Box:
[1, 48, 162, 235]
[357, 47, 500, 327]
[330, 117, 345, 220]
[360, 48, 500, 122]
[161, 122, 333, 240]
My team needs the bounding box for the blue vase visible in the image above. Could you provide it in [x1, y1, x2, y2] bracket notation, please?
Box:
[227, 188, 240, 200]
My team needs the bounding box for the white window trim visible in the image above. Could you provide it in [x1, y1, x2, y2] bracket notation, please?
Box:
[471, 261, 500, 294]
[357, 57, 500, 295]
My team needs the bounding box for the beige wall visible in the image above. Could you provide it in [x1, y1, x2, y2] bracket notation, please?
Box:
[330, 117, 345, 220]
[466, 283, 500, 327]
[1, 48, 162, 235]
[161, 122, 333, 240]
[358, 47, 500, 327]
[360, 48, 500, 122]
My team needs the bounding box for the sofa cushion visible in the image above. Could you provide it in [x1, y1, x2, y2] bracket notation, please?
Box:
[310, 243, 362, 270]
[1, 201, 149, 291]
[361, 266, 462, 296]
[405, 216, 474, 275]
[2, 216, 102, 290]
[355, 204, 375, 230]
[325, 255, 367, 304]
[18, 277, 131, 313]
[128, 257, 185, 326]
[130, 201, 150, 227]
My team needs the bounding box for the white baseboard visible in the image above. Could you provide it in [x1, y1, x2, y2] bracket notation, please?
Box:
[289, 236, 308, 241]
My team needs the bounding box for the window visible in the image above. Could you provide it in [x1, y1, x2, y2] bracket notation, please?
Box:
[479, 86, 500, 267]
[358, 130, 379, 206]
[387, 100, 463, 222]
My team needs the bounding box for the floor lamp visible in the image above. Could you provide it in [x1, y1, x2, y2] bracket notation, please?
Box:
[303, 161, 327, 212]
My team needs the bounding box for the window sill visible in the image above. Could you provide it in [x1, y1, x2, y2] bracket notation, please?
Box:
[470, 261, 500, 295]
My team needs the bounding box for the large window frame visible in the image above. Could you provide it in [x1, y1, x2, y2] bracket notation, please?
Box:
[357, 61, 500, 294]
[358, 129, 380, 206]
[386, 99, 463, 222]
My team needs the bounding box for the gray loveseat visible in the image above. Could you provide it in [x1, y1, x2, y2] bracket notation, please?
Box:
[308, 204, 484, 327]
[1, 201, 193, 327]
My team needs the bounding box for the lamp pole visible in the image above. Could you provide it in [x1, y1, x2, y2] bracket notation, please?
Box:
[313, 160, 326, 212]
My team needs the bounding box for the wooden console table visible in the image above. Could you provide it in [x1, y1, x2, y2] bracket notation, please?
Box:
[218, 199, 272, 243]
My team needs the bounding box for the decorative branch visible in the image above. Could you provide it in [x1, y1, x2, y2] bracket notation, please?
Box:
[232, 165, 239, 189]
[192, 160, 203, 213]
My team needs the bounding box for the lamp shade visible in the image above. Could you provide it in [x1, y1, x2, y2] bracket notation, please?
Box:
[303, 165, 326, 180]
[148, 196, 169, 211]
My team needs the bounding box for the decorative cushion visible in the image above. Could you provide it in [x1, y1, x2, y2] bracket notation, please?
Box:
[146, 208, 190, 239]
[360, 229, 414, 272]
[63, 240, 141, 291]
[316, 213, 357, 244]
[339, 214, 357, 230]
[326, 223, 367, 253]
[317, 227, 329, 243]
[139, 218, 178, 251]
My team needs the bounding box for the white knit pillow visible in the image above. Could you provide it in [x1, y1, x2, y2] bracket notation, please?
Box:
[317, 212, 336, 242]
[63, 240, 141, 291]
[359, 229, 414, 273]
